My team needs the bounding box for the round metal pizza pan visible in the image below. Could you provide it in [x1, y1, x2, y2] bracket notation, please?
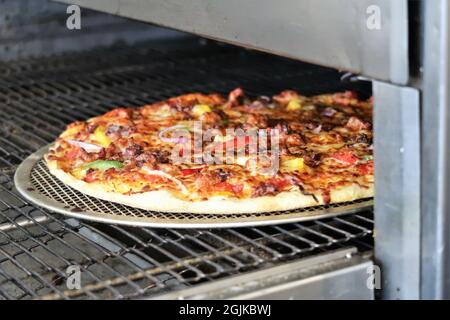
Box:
[14, 145, 373, 229]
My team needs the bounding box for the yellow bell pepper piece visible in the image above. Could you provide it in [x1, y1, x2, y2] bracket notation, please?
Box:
[192, 104, 212, 117]
[211, 191, 235, 198]
[71, 166, 88, 179]
[93, 126, 111, 148]
[281, 157, 305, 173]
[287, 99, 302, 111]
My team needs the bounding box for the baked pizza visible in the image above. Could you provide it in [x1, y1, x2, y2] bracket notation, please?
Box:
[45, 88, 373, 214]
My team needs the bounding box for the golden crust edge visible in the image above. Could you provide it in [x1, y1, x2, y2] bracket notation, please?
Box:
[45, 157, 373, 214]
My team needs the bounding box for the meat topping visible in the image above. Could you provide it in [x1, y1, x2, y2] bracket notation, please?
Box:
[287, 149, 321, 167]
[122, 144, 142, 160]
[153, 150, 171, 164]
[351, 133, 372, 144]
[135, 152, 156, 166]
[253, 182, 277, 197]
[346, 116, 371, 131]
[246, 114, 267, 127]
[228, 88, 245, 106]
[106, 124, 136, 137]
[86, 123, 98, 133]
[216, 168, 230, 182]
[286, 134, 305, 147]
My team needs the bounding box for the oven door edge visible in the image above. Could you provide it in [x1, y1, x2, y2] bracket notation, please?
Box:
[373, 81, 421, 299]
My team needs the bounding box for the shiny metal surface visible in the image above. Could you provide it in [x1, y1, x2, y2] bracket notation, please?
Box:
[15, 146, 373, 229]
[0, 0, 184, 61]
[421, 0, 450, 299]
[54, 0, 409, 84]
[373, 81, 421, 299]
[153, 248, 374, 300]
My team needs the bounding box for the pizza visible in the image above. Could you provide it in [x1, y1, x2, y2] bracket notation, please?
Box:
[45, 88, 373, 214]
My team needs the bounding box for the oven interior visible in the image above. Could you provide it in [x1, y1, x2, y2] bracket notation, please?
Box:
[0, 36, 374, 299]
[4, 0, 446, 300]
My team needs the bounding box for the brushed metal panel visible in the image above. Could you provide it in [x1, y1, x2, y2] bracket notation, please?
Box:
[421, 0, 450, 299]
[53, 0, 409, 84]
[153, 249, 374, 300]
[373, 81, 421, 299]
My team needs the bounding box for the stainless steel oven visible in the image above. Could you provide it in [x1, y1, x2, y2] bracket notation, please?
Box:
[0, 0, 448, 300]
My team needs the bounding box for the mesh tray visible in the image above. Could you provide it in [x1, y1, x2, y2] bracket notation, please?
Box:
[14, 145, 373, 228]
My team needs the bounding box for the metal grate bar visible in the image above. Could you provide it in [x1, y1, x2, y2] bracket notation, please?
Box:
[0, 212, 124, 299]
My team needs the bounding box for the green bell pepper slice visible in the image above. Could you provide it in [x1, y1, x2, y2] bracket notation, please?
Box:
[84, 160, 124, 170]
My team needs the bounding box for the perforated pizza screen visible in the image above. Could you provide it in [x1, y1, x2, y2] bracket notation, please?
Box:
[17, 147, 373, 228]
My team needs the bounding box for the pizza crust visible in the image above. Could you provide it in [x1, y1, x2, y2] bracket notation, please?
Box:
[46, 158, 373, 214]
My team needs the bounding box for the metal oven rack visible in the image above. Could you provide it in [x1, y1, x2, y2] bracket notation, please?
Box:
[54, 0, 450, 299]
[0, 40, 374, 299]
